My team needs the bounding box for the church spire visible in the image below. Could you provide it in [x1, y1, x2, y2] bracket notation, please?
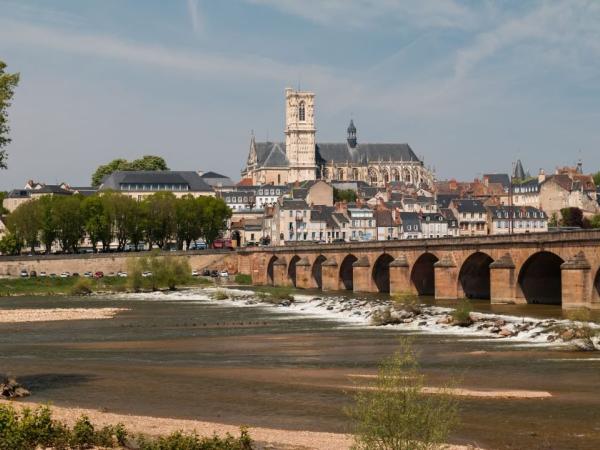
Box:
[347, 119, 357, 148]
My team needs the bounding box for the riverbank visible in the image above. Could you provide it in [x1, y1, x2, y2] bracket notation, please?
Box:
[0, 275, 212, 297]
[0, 307, 128, 323]
[1, 399, 480, 450]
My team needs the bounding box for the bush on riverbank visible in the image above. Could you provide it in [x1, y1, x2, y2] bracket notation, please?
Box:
[346, 338, 460, 450]
[392, 292, 422, 315]
[128, 252, 192, 291]
[254, 287, 294, 303]
[234, 274, 252, 285]
[0, 403, 253, 450]
[69, 278, 93, 296]
[451, 299, 474, 327]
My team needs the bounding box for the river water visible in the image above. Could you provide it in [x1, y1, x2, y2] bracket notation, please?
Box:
[1, 288, 600, 449]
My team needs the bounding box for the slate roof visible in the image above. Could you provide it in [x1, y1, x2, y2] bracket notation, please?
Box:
[332, 212, 349, 224]
[484, 173, 510, 189]
[100, 171, 213, 192]
[399, 212, 421, 231]
[7, 189, 32, 198]
[253, 141, 420, 169]
[200, 171, 228, 179]
[32, 185, 73, 195]
[436, 194, 458, 209]
[310, 205, 335, 222]
[440, 208, 458, 226]
[281, 199, 309, 210]
[451, 199, 486, 213]
[486, 205, 546, 219]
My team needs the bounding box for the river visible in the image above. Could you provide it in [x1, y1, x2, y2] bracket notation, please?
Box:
[1, 288, 600, 449]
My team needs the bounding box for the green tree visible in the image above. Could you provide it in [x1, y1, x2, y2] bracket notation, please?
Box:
[106, 193, 139, 252]
[0, 233, 20, 255]
[82, 195, 111, 253]
[144, 192, 176, 249]
[198, 196, 232, 245]
[6, 199, 40, 253]
[560, 207, 584, 228]
[175, 195, 203, 250]
[0, 61, 20, 170]
[53, 195, 85, 253]
[334, 188, 357, 203]
[346, 339, 460, 450]
[91, 155, 169, 187]
[0, 191, 8, 215]
[592, 171, 600, 187]
[125, 200, 146, 251]
[590, 214, 600, 229]
[38, 196, 57, 254]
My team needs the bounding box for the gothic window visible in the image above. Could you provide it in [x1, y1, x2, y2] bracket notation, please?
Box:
[382, 169, 390, 184]
[338, 168, 344, 180]
[299, 101, 306, 121]
[391, 168, 400, 182]
[352, 168, 359, 181]
[368, 167, 378, 184]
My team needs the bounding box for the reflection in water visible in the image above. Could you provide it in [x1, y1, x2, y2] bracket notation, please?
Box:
[0, 291, 599, 449]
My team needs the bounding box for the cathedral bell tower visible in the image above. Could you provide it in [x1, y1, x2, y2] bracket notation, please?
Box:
[285, 88, 317, 182]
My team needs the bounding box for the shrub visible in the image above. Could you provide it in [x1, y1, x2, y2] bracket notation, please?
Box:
[451, 299, 473, 327]
[371, 307, 401, 326]
[69, 278, 93, 296]
[392, 292, 422, 315]
[137, 427, 253, 450]
[71, 415, 95, 447]
[128, 252, 192, 291]
[234, 274, 252, 285]
[212, 289, 229, 300]
[346, 338, 460, 450]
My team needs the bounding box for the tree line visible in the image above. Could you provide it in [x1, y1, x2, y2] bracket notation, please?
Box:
[0, 192, 231, 255]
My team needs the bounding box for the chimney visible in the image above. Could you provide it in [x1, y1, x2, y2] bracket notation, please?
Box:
[538, 169, 546, 184]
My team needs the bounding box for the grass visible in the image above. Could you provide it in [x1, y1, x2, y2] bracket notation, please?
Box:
[0, 275, 212, 297]
[234, 273, 252, 285]
[0, 403, 253, 450]
[211, 289, 230, 300]
[254, 286, 294, 303]
[451, 299, 474, 327]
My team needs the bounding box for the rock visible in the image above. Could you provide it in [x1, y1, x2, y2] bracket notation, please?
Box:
[326, 305, 334, 310]
[499, 327, 514, 337]
[436, 315, 453, 325]
[490, 327, 501, 333]
[0, 377, 30, 399]
[418, 321, 427, 326]
[494, 319, 506, 327]
[560, 329, 576, 341]
[280, 300, 291, 307]
[403, 318, 413, 323]
[547, 334, 557, 342]
[468, 312, 479, 322]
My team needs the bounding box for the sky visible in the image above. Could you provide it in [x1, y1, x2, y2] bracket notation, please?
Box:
[1, 0, 600, 190]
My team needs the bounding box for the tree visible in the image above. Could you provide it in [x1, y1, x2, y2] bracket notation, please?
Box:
[175, 195, 203, 250]
[197, 196, 232, 245]
[0, 191, 8, 215]
[560, 207, 584, 228]
[346, 338, 460, 450]
[0, 233, 20, 255]
[38, 196, 57, 254]
[334, 188, 357, 203]
[82, 195, 111, 252]
[91, 155, 169, 187]
[0, 61, 20, 170]
[590, 214, 600, 229]
[53, 195, 85, 253]
[144, 192, 176, 249]
[593, 171, 600, 187]
[6, 200, 40, 253]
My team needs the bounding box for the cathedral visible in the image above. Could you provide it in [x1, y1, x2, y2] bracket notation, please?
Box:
[242, 88, 434, 189]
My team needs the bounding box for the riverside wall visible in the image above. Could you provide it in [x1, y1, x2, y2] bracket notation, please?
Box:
[0, 250, 237, 277]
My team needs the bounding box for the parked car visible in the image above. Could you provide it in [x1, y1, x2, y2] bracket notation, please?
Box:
[39, 271, 47, 278]
[19, 269, 28, 278]
[60, 272, 71, 278]
[202, 268, 211, 276]
[142, 271, 153, 278]
[219, 270, 229, 277]
[29, 270, 37, 278]
[83, 271, 93, 278]
[191, 270, 200, 277]
[210, 270, 219, 277]
[94, 271, 104, 279]
[212, 239, 233, 250]
[245, 241, 256, 247]
[49, 273, 57, 278]
[72, 273, 79, 277]
[117, 271, 128, 278]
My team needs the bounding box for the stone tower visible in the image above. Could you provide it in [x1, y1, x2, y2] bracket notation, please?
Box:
[285, 88, 316, 182]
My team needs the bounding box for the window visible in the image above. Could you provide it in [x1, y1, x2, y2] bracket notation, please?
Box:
[243, 197, 248, 202]
[276, 189, 280, 195]
[258, 189, 263, 195]
[289, 210, 293, 217]
[299, 101, 305, 121]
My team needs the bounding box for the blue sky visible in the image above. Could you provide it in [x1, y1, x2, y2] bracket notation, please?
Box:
[1, 0, 600, 189]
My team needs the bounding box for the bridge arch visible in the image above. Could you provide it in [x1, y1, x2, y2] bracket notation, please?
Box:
[372, 253, 395, 293]
[458, 252, 494, 299]
[411, 253, 438, 296]
[312, 255, 327, 289]
[595, 268, 600, 299]
[518, 251, 564, 305]
[287, 255, 301, 287]
[339, 254, 358, 290]
[266, 255, 278, 285]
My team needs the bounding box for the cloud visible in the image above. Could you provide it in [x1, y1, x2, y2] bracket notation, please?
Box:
[244, 0, 477, 30]
[186, 0, 203, 33]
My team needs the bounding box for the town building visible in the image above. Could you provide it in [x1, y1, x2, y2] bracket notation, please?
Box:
[398, 212, 422, 239]
[347, 206, 376, 241]
[99, 171, 214, 199]
[449, 199, 488, 236]
[420, 212, 449, 238]
[374, 209, 397, 240]
[242, 88, 435, 189]
[486, 205, 548, 234]
[538, 167, 599, 218]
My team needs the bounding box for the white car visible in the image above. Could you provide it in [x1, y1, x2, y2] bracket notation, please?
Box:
[191, 270, 200, 277]
[83, 272, 93, 278]
[117, 272, 128, 278]
[60, 272, 71, 278]
[219, 270, 229, 277]
[142, 271, 153, 278]
[39, 272, 47, 278]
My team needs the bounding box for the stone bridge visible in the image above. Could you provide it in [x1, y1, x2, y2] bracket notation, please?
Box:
[237, 231, 600, 309]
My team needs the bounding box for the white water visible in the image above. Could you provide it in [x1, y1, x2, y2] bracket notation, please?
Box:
[114, 287, 600, 350]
